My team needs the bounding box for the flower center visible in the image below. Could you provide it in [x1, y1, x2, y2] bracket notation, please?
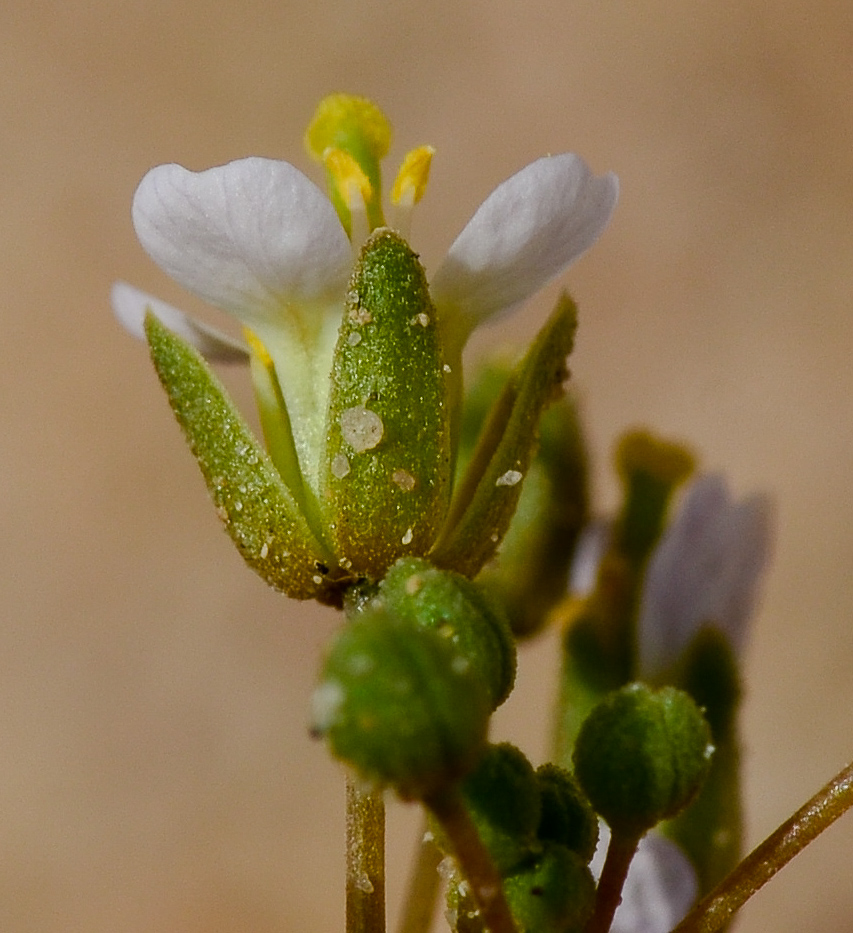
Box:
[305, 93, 434, 246]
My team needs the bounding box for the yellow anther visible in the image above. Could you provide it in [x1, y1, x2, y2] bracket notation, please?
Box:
[391, 145, 435, 207]
[305, 94, 392, 163]
[323, 148, 373, 212]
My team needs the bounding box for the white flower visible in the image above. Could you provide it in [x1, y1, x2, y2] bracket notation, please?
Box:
[113, 148, 617, 486]
[637, 474, 775, 680]
[591, 826, 699, 933]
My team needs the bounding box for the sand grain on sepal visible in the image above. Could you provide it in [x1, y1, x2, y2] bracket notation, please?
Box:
[144, 313, 342, 603]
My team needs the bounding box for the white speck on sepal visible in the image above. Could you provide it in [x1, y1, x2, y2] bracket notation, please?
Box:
[495, 469, 523, 487]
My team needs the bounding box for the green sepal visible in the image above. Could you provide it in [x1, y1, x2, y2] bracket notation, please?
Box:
[144, 313, 343, 604]
[378, 557, 516, 709]
[472, 381, 589, 638]
[311, 602, 490, 800]
[573, 683, 714, 838]
[431, 293, 578, 578]
[321, 229, 452, 578]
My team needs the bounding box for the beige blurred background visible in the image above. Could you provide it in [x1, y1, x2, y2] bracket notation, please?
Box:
[3, 0, 852, 930]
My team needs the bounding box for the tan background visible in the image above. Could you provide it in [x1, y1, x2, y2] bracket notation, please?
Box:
[3, 0, 853, 930]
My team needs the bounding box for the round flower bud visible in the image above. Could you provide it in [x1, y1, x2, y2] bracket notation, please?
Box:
[503, 842, 596, 933]
[458, 743, 541, 874]
[312, 604, 490, 800]
[573, 683, 714, 837]
[379, 557, 516, 709]
[535, 764, 599, 862]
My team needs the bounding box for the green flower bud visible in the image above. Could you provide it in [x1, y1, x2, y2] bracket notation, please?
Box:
[312, 604, 489, 800]
[503, 842, 596, 933]
[573, 683, 714, 837]
[378, 557, 516, 709]
[535, 764, 599, 862]
[322, 229, 452, 579]
[457, 743, 541, 874]
[614, 429, 694, 566]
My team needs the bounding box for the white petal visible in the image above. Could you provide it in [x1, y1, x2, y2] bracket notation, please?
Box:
[111, 281, 249, 363]
[638, 474, 775, 679]
[131, 157, 351, 329]
[592, 827, 698, 933]
[431, 154, 618, 332]
[569, 520, 612, 597]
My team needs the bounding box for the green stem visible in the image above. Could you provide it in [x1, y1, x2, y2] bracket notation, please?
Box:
[424, 787, 518, 933]
[397, 819, 443, 933]
[672, 758, 853, 933]
[346, 776, 386, 933]
[584, 832, 640, 933]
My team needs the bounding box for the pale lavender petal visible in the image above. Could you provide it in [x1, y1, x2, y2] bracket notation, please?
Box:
[430, 154, 618, 336]
[569, 520, 612, 597]
[111, 281, 248, 363]
[592, 827, 698, 933]
[638, 474, 775, 679]
[131, 157, 351, 330]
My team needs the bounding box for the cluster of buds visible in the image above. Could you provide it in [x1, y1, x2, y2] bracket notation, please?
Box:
[115, 95, 774, 933]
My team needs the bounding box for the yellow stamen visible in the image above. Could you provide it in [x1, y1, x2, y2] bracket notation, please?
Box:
[323, 148, 373, 212]
[323, 148, 372, 246]
[391, 145, 435, 207]
[244, 327, 274, 366]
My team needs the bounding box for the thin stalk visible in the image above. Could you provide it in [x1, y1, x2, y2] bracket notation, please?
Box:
[584, 832, 640, 933]
[397, 820, 443, 933]
[672, 758, 853, 933]
[424, 787, 518, 933]
[346, 776, 386, 933]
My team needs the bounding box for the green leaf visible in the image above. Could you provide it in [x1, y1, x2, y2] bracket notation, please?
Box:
[430, 293, 578, 577]
[320, 229, 452, 578]
[144, 313, 344, 604]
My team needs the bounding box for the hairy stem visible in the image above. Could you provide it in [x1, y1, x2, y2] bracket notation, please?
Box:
[424, 787, 518, 933]
[397, 820, 443, 933]
[672, 758, 853, 933]
[584, 832, 640, 933]
[346, 776, 386, 933]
